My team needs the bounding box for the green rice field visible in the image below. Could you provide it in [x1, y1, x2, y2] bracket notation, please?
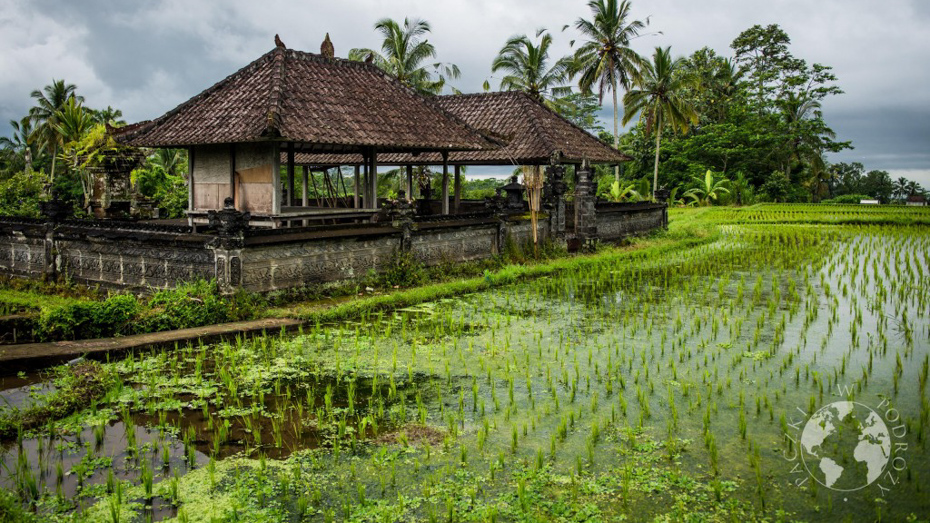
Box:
[2, 203, 929, 522]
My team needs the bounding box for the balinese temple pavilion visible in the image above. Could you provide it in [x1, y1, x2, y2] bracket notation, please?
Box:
[115, 36, 627, 227]
[295, 90, 628, 214]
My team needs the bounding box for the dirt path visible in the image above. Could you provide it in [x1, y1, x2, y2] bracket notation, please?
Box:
[0, 317, 304, 373]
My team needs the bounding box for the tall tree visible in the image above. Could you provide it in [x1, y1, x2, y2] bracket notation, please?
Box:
[29, 79, 83, 187]
[491, 29, 573, 107]
[52, 97, 95, 205]
[92, 106, 125, 127]
[622, 46, 698, 197]
[572, 0, 648, 180]
[350, 18, 459, 95]
[0, 117, 38, 175]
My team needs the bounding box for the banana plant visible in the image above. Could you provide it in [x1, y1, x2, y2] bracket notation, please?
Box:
[608, 180, 643, 202]
[683, 170, 730, 206]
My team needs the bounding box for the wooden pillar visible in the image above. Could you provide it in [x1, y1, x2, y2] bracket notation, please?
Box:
[286, 142, 295, 208]
[187, 147, 196, 229]
[441, 152, 449, 215]
[272, 143, 281, 217]
[362, 157, 370, 208]
[301, 166, 309, 207]
[369, 149, 379, 209]
[453, 164, 462, 214]
[188, 147, 195, 212]
[406, 165, 413, 199]
[353, 165, 360, 208]
[229, 144, 236, 204]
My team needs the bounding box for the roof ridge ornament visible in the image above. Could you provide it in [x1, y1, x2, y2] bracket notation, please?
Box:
[321, 33, 335, 59]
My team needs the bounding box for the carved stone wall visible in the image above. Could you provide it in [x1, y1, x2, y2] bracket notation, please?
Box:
[506, 219, 549, 248]
[596, 203, 668, 241]
[0, 218, 216, 290]
[411, 224, 498, 267]
[239, 233, 401, 292]
[0, 206, 665, 293]
[0, 221, 48, 278]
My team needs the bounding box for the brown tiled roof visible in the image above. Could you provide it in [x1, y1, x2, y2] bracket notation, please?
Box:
[291, 91, 629, 166]
[113, 46, 494, 152]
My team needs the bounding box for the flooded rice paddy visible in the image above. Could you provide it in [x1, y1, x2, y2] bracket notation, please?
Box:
[1, 219, 929, 521]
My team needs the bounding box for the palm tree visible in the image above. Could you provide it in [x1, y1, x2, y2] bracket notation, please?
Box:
[683, 170, 730, 206]
[491, 30, 573, 108]
[92, 106, 125, 127]
[29, 79, 83, 187]
[622, 46, 698, 198]
[152, 149, 186, 178]
[349, 18, 459, 95]
[0, 117, 38, 174]
[891, 177, 907, 201]
[572, 0, 648, 180]
[53, 97, 95, 205]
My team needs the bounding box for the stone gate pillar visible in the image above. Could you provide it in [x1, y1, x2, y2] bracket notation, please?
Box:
[387, 191, 416, 252]
[543, 163, 568, 244]
[208, 197, 250, 294]
[38, 196, 71, 281]
[574, 163, 597, 250]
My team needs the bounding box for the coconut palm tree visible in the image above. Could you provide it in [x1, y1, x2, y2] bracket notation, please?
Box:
[349, 18, 459, 95]
[491, 30, 573, 109]
[0, 117, 39, 174]
[622, 46, 698, 198]
[29, 79, 83, 187]
[572, 0, 648, 180]
[52, 97, 96, 205]
[92, 106, 125, 127]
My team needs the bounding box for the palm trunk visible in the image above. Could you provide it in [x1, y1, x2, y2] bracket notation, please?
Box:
[612, 81, 620, 182]
[652, 119, 661, 200]
[48, 143, 57, 198]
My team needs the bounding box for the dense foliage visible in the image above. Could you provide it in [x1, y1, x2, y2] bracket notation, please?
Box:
[0, 81, 188, 218]
[36, 280, 260, 340]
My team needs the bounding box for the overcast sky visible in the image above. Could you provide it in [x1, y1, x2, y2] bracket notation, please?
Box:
[2, 0, 928, 184]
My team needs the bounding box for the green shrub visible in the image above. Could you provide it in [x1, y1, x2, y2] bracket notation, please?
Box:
[380, 249, 427, 288]
[36, 280, 263, 340]
[135, 280, 262, 332]
[137, 280, 233, 332]
[38, 294, 140, 340]
[0, 488, 37, 522]
[821, 194, 871, 204]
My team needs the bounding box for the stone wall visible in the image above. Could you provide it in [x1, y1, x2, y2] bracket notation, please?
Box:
[0, 219, 48, 278]
[239, 231, 400, 292]
[0, 201, 665, 293]
[596, 202, 667, 240]
[411, 221, 499, 267]
[0, 218, 215, 290]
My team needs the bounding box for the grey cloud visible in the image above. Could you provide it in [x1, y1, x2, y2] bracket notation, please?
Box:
[2, 0, 928, 176]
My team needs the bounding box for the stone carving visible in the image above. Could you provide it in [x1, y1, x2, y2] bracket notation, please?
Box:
[501, 175, 526, 212]
[543, 163, 568, 241]
[385, 191, 417, 252]
[208, 197, 250, 247]
[573, 164, 598, 251]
